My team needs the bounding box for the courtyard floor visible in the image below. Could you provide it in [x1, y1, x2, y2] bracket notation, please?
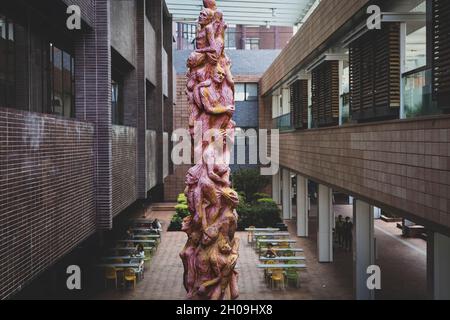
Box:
[92, 203, 427, 300]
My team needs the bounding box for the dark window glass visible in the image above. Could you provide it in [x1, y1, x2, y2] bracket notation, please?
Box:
[246, 83, 258, 101]
[49, 44, 74, 117]
[0, 15, 16, 109]
[235, 83, 259, 102]
[245, 38, 260, 50]
[111, 78, 124, 125]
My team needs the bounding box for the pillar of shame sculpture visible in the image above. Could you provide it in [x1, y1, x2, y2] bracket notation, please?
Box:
[180, 0, 240, 300]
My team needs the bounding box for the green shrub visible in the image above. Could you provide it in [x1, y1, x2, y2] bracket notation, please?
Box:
[232, 169, 270, 202]
[253, 193, 271, 201]
[237, 197, 282, 231]
[257, 198, 277, 206]
[177, 193, 187, 204]
[175, 204, 189, 219]
[168, 215, 183, 231]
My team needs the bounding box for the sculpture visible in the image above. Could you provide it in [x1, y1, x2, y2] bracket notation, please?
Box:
[180, 0, 239, 300]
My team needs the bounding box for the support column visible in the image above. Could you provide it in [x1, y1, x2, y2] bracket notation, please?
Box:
[282, 169, 291, 220]
[318, 184, 333, 262]
[296, 175, 308, 237]
[354, 200, 375, 300]
[433, 232, 450, 300]
[272, 171, 281, 205]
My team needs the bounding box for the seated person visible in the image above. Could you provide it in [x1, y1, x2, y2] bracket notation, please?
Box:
[134, 244, 145, 258]
[152, 218, 163, 233]
[264, 244, 277, 258]
[126, 227, 134, 240]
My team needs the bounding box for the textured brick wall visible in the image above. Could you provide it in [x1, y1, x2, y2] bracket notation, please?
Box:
[0, 108, 96, 300]
[112, 126, 137, 217]
[260, 0, 370, 95]
[74, 0, 113, 229]
[276, 116, 450, 232]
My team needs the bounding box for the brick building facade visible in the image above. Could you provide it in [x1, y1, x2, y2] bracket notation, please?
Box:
[0, 0, 174, 299]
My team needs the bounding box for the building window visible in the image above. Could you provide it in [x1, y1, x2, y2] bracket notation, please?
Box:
[49, 43, 74, 118]
[403, 0, 441, 118]
[0, 15, 15, 109]
[178, 23, 196, 50]
[235, 83, 258, 102]
[246, 83, 258, 101]
[225, 26, 237, 49]
[245, 38, 260, 50]
[111, 78, 124, 125]
[405, 1, 427, 73]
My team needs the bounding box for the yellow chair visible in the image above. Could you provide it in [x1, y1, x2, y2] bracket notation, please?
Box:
[114, 259, 124, 272]
[279, 241, 290, 249]
[104, 267, 118, 289]
[270, 268, 285, 290]
[264, 260, 276, 284]
[124, 268, 137, 289]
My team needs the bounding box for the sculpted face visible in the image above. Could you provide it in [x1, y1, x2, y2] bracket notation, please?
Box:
[202, 225, 219, 246]
[218, 236, 232, 254]
[221, 187, 239, 208]
[203, 0, 217, 10]
[213, 66, 226, 84]
[181, 216, 193, 232]
[199, 9, 213, 26]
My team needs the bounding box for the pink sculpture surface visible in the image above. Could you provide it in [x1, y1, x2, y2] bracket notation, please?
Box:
[180, 0, 240, 300]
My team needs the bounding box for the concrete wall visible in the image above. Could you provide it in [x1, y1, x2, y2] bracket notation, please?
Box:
[0, 108, 96, 300]
[112, 125, 137, 217]
[146, 130, 157, 191]
[163, 132, 169, 179]
[145, 18, 157, 85]
[162, 49, 169, 97]
[110, 0, 137, 66]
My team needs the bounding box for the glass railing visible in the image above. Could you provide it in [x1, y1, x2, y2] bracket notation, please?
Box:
[273, 113, 292, 132]
[403, 68, 440, 119]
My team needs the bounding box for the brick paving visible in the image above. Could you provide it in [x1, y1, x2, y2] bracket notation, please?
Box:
[93, 207, 353, 300]
[92, 203, 428, 300]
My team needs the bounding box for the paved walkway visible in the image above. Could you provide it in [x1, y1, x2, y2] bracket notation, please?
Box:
[93, 204, 427, 300]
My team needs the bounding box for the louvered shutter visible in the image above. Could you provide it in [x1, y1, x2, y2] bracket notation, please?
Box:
[432, 0, 450, 108]
[311, 61, 339, 127]
[290, 80, 308, 129]
[349, 23, 401, 121]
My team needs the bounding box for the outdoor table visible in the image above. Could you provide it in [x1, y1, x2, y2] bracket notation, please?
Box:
[256, 239, 297, 253]
[254, 232, 290, 238]
[245, 228, 280, 232]
[132, 228, 158, 233]
[259, 248, 304, 257]
[259, 256, 306, 262]
[257, 239, 297, 244]
[110, 247, 154, 251]
[101, 256, 144, 261]
[131, 218, 153, 223]
[256, 264, 306, 269]
[133, 235, 160, 239]
[117, 239, 156, 244]
[96, 263, 141, 268]
[245, 228, 280, 244]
